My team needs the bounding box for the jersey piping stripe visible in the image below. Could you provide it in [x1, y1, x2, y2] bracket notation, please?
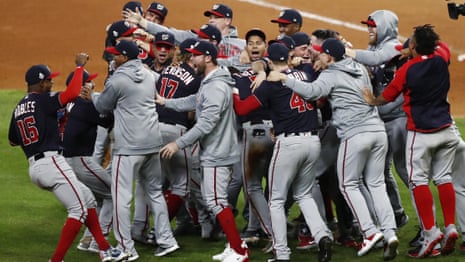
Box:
[53, 156, 86, 222]
[80, 157, 111, 190]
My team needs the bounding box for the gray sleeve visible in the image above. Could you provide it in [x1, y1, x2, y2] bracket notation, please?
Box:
[377, 94, 404, 115]
[145, 22, 197, 45]
[354, 44, 400, 66]
[175, 85, 226, 149]
[94, 81, 118, 114]
[285, 76, 331, 101]
[165, 94, 197, 112]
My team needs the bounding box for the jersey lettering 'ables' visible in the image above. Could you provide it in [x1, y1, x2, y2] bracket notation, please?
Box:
[254, 69, 319, 135]
[8, 92, 63, 158]
[156, 62, 201, 128]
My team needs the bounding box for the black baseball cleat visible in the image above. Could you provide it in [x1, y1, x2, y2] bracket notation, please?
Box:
[318, 236, 332, 262]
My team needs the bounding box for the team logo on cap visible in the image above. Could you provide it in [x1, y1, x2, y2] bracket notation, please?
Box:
[212, 4, 220, 10]
[38, 72, 45, 80]
[279, 11, 285, 17]
[156, 3, 164, 10]
[200, 24, 208, 30]
[161, 33, 170, 41]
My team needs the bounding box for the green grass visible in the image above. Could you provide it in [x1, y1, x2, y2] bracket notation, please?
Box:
[1, 89, 464, 261]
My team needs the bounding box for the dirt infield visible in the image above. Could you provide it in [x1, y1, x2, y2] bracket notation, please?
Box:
[2, 0, 465, 115]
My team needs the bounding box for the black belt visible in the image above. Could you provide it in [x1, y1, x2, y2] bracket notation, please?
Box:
[283, 130, 318, 137]
[250, 120, 264, 125]
[31, 150, 62, 161]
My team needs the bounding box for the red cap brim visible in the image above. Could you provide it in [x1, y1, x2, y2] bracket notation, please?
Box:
[204, 10, 225, 18]
[361, 20, 376, 27]
[48, 72, 60, 79]
[185, 48, 203, 55]
[105, 46, 121, 55]
[122, 27, 138, 37]
[271, 18, 292, 24]
[312, 44, 323, 53]
[87, 73, 98, 82]
[191, 29, 210, 40]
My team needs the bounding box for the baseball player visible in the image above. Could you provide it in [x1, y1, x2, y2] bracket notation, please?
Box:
[156, 37, 202, 221]
[270, 38, 399, 260]
[152, 31, 175, 73]
[8, 54, 120, 262]
[144, 2, 168, 24]
[270, 9, 303, 37]
[92, 40, 179, 261]
[60, 71, 115, 253]
[123, 3, 246, 67]
[450, 122, 465, 251]
[233, 28, 274, 252]
[155, 40, 249, 262]
[234, 42, 333, 262]
[364, 25, 460, 258]
[346, 10, 410, 229]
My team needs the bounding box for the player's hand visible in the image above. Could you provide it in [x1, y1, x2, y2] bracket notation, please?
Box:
[160, 142, 179, 159]
[239, 49, 251, 64]
[250, 71, 266, 92]
[154, 92, 166, 105]
[123, 9, 145, 27]
[134, 39, 151, 52]
[80, 85, 92, 100]
[267, 71, 286, 82]
[290, 56, 303, 67]
[313, 59, 328, 72]
[362, 87, 376, 105]
[75, 53, 89, 67]
[133, 28, 154, 42]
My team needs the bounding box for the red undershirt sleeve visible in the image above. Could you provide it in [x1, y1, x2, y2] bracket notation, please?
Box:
[59, 66, 84, 105]
[233, 93, 262, 116]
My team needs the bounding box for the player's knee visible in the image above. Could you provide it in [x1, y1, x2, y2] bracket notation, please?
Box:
[68, 208, 88, 223]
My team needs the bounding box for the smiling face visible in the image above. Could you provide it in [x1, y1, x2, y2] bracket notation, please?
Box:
[246, 35, 267, 61]
[367, 26, 377, 45]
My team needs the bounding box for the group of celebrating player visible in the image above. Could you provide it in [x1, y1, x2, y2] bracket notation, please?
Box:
[8, 1, 465, 262]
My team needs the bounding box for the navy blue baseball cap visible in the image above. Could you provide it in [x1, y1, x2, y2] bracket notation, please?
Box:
[267, 43, 289, 62]
[204, 4, 233, 18]
[268, 35, 296, 50]
[25, 64, 60, 85]
[291, 32, 310, 46]
[179, 38, 198, 55]
[154, 31, 175, 47]
[319, 38, 346, 61]
[271, 9, 302, 26]
[105, 40, 140, 59]
[107, 20, 138, 40]
[123, 1, 143, 13]
[186, 40, 218, 59]
[147, 2, 168, 20]
[65, 70, 98, 86]
[191, 24, 222, 42]
[245, 28, 266, 42]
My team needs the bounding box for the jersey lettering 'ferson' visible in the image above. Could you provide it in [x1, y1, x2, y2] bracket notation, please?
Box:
[162, 65, 196, 85]
[14, 100, 36, 118]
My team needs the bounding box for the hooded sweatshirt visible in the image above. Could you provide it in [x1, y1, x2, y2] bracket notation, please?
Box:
[285, 57, 385, 140]
[164, 67, 240, 167]
[93, 59, 163, 155]
[354, 10, 405, 121]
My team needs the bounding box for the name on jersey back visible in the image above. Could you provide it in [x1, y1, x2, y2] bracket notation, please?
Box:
[14, 101, 35, 118]
[163, 65, 196, 85]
